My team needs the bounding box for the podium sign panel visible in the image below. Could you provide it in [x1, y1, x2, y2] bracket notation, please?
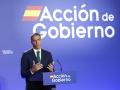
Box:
[43, 72, 76, 85]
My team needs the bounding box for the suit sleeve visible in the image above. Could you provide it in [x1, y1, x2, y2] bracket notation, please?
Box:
[21, 53, 32, 78]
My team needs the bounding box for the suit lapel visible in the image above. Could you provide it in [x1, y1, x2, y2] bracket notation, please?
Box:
[41, 49, 44, 64]
[41, 49, 48, 67]
[30, 49, 38, 64]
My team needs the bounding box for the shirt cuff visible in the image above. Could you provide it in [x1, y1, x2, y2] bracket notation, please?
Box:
[30, 69, 34, 75]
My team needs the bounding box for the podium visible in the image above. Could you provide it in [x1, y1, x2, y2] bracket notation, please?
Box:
[28, 71, 76, 86]
[43, 72, 76, 85]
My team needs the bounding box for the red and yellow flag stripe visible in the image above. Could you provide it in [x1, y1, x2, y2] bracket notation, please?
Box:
[23, 6, 42, 21]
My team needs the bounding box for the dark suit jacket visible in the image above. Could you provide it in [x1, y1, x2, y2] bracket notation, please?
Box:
[21, 48, 55, 90]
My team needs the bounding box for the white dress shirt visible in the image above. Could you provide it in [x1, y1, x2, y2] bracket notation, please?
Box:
[33, 48, 41, 62]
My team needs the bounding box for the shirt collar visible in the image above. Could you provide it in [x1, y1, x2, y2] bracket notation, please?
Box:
[33, 48, 41, 53]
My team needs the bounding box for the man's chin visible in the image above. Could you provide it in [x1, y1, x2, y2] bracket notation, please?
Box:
[33, 46, 40, 49]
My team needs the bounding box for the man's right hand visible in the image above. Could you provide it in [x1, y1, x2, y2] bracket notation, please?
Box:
[31, 61, 43, 74]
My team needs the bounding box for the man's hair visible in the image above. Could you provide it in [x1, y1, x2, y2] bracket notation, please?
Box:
[31, 33, 41, 40]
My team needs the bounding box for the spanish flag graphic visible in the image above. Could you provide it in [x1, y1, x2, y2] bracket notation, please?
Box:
[50, 75, 54, 79]
[23, 5, 42, 21]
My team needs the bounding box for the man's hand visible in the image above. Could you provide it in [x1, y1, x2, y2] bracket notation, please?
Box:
[31, 61, 43, 74]
[47, 63, 54, 72]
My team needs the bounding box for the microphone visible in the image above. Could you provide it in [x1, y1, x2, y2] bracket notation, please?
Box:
[56, 59, 63, 72]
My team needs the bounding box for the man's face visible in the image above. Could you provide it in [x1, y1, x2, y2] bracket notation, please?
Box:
[31, 35, 41, 49]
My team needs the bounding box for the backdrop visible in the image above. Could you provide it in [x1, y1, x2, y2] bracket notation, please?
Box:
[0, 0, 120, 90]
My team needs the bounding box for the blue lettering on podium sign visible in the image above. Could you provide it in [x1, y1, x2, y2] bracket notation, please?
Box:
[43, 72, 76, 85]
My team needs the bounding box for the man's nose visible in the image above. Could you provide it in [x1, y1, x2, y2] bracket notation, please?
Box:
[36, 41, 39, 44]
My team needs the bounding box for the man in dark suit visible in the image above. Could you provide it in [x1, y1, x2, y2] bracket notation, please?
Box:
[21, 33, 56, 90]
